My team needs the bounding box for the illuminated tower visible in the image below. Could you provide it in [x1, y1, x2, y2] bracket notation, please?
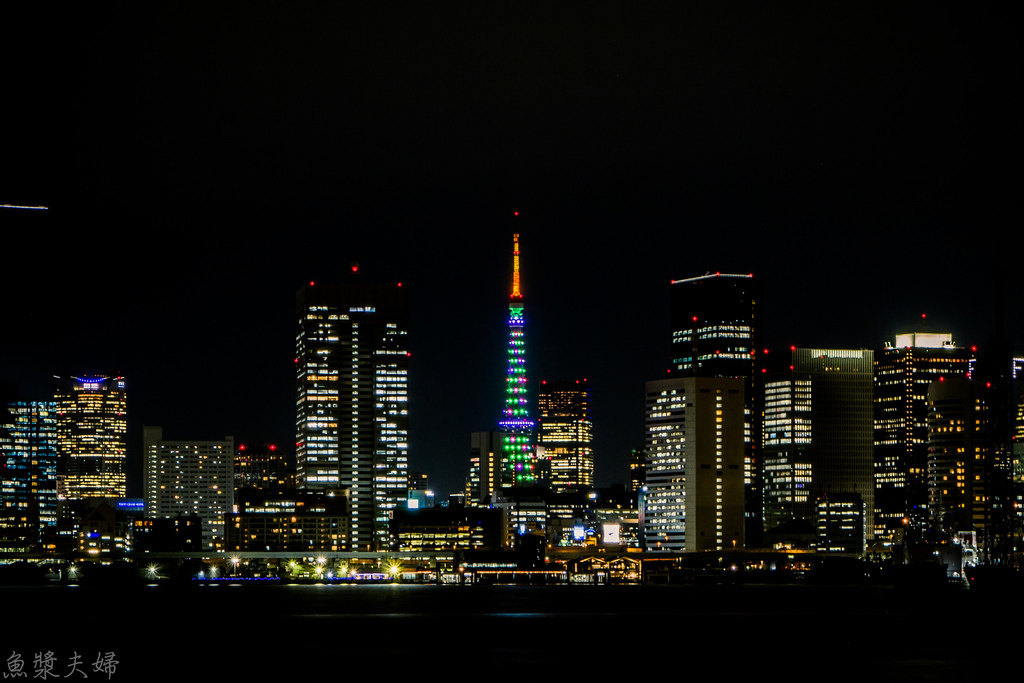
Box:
[295, 277, 409, 551]
[498, 234, 536, 486]
[55, 376, 127, 499]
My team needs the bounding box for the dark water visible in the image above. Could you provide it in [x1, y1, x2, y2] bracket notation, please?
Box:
[3, 583, 1013, 680]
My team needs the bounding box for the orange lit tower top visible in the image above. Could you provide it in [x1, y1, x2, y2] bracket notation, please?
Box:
[511, 233, 522, 301]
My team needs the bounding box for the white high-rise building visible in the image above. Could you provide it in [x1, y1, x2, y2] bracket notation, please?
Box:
[143, 426, 234, 550]
[295, 279, 409, 551]
[642, 376, 745, 553]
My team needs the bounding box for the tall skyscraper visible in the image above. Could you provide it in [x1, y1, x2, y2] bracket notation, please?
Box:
[642, 376, 745, 553]
[55, 375, 127, 499]
[874, 333, 972, 539]
[143, 426, 234, 550]
[498, 234, 536, 487]
[763, 348, 874, 545]
[927, 377, 991, 536]
[538, 380, 593, 492]
[670, 273, 763, 542]
[295, 277, 409, 551]
[1, 400, 58, 544]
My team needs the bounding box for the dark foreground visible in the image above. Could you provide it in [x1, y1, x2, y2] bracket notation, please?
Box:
[4, 583, 1013, 680]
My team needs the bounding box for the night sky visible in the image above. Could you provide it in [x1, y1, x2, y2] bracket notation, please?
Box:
[2, 5, 1019, 499]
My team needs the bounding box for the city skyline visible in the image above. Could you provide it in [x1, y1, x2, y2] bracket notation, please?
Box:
[1, 225, 1016, 502]
[2, 5, 1020, 500]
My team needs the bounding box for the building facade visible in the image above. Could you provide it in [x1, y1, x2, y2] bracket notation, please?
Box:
[1, 400, 58, 546]
[234, 442, 292, 492]
[873, 333, 972, 539]
[926, 376, 991, 536]
[538, 380, 594, 492]
[226, 489, 348, 553]
[55, 375, 127, 500]
[763, 348, 874, 547]
[295, 279, 409, 551]
[670, 273, 763, 542]
[143, 426, 234, 550]
[465, 430, 503, 507]
[642, 376, 745, 553]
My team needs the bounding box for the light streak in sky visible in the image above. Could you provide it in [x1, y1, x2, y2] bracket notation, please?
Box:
[1, 204, 48, 210]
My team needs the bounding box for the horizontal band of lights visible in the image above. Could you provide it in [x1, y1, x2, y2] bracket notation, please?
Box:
[501, 234, 535, 484]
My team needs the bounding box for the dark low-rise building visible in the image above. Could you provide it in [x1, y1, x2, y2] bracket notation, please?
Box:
[226, 489, 348, 552]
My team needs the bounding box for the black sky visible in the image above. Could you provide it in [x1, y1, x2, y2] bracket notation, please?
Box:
[2, 4, 1019, 498]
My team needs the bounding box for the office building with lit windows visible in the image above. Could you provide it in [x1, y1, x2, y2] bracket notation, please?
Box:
[538, 380, 593, 492]
[763, 348, 874, 547]
[143, 426, 234, 550]
[926, 376, 991, 536]
[466, 430, 503, 507]
[226, 489, 349, 553]
[1015, 388, 1024, 483]
[816, 494, 866, 553]
[295, 278, 409, 551]
[629, 448, 646, 493]
[642, 376, 745, 553]
[234, 442, 292, 492]
[1, 400, 58, 546]
[874, 333, 972, 539]
[55, 375, 127, 499]
[670, 273, 763, 542]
